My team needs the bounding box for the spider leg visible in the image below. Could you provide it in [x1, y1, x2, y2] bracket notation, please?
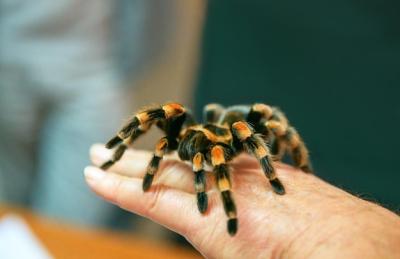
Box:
[142, 137, 169, 191]
[246, 103, 274, 126]
[203, 103, 225, 123]
[287, 127, 313, 173]
[106, 103, 185, 148]
[100, 138, 129, 170]
[142, 106, 193, 190]
[192, 152, 208, 213]
[266, 121, 313, 173]
[267, 107, 291, 160]
[100, 124, 150, 170]
[231, 121, 286, 195]
[101, 103, 185, 170]
[247, 104, 313, 172]
[246, 104, 287, 159]
[210, 145, 238, 236]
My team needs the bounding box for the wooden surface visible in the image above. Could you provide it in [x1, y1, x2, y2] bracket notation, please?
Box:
[0, 206, 202, 259]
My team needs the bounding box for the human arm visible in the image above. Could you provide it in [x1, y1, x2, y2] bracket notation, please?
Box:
[84, 144, 400, 259]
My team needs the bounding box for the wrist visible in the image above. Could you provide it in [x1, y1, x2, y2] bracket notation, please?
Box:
[284, 198, 400, 259]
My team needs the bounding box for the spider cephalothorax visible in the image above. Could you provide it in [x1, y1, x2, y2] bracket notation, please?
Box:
[100, 102, 313, 236]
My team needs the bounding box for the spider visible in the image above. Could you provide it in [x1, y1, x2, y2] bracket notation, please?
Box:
[100, 102, 313, 236]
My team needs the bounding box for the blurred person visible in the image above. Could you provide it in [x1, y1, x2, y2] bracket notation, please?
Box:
[0, 0, 176, 227]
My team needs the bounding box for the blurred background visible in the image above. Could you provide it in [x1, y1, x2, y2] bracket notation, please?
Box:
[0, 0, 399, 258]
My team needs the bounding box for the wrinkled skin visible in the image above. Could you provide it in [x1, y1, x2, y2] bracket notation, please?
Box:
[85, 144, 400, 259]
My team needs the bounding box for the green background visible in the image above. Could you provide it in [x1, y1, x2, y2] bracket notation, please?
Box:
[195, 1, 400, 210]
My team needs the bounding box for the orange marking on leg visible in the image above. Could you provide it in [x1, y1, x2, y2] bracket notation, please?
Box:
[195, 182, 205, 192]
[266, 120, 286, 136]
[217, 177, 231, 191]
[269, 173, 277, 180]
[255, 145, 268, 159]
[193, 153, 204, 171]
[186, 125, 232, 144]
[156, 138, 168, 151]
[187, 126, 217, 143]
[298, 147, 309, 167]
[228, 211, 236, 219]
[155, 138, 168, 157]
[203, 130, 218, 143]
[253, 103, 273, 118]
[136, 113, 149, 124]
[232, 121, 252, 140]
[211, 146, 225, 166]
[162, 103, 185, 118]
[289, 134, 300, 148]
[169, 103, 183, 110]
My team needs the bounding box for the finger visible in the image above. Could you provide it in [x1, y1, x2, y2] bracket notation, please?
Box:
[91, 144, 184, 177]
[91, 143, 181, 165]
[90, 144, 151, 176]
[90, 144, 215, 193]
[84, 166, 203, 236]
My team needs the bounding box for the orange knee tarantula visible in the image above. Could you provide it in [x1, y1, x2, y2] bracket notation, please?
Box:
[100, 102, 313, 236]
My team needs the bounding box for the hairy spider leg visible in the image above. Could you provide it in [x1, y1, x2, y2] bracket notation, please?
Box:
[236, 104, 313, 173]
[142, 137, 169, 191]
[106, 103, 185, 147]
[192, 152, 208, 213]
[246, 104, 288, 160]
[203, 103, 225, 123]
[246, 103, 274, 126]
[177, 128, 213, 212]
[268, 107, 291, 159]
[100, 143, 127, 170]
[100, 127, 147, 170]
[210, 145, 238, 236]
[265, 121, 313, 173]
[286, 127, 313, 173]
[232, 121, 285, 195]
[101, 103, 185, 170]
[143, 110, 193, 190]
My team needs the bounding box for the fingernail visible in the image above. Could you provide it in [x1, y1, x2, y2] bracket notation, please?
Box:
[90, 145, 112, 162]
[84, 166, 106, 183]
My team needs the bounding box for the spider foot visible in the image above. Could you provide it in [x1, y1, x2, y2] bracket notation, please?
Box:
[100, 144, 127, 170]
[270, 178, 285, 195]
[142, 174, 154, 191]
[197, 192, 208, 213]
[100, 161, 114, 170]
[105, 136, 123, 149]
[227, 218, 238, 236]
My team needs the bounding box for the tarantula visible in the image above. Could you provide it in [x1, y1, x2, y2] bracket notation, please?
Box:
[100, 102, 313, 236]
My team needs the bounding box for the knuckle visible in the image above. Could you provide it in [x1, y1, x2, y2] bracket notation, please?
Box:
[113, 177, 126, 205]
[145, 184, 165, 215]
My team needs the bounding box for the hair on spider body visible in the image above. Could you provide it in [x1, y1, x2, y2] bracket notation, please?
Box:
[100, 102, 313, 236]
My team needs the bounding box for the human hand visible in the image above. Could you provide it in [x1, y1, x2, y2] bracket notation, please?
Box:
[85, 144, 400, 259]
